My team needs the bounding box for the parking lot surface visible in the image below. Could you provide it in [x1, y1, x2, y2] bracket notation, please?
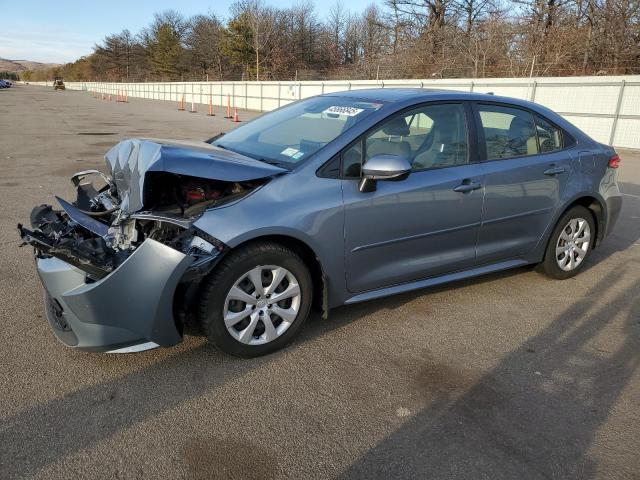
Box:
[1, 85, 639, 479]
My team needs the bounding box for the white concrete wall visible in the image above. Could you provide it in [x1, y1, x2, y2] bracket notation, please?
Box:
[30, 76, 640, 149]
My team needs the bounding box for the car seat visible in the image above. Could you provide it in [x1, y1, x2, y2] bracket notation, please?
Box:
[366, 117, 412, 160]
[413, 120, 467, 169]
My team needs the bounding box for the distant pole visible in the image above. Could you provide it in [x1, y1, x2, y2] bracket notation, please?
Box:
[529, 55, 536, 79]
[376, 65, 380, 81]
[526, 55, 536, 100]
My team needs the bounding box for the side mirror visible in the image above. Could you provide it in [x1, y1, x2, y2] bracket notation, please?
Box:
[359, 154, 411, 192]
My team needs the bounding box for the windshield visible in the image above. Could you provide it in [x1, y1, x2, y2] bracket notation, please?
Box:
[212, 96, 384, 166]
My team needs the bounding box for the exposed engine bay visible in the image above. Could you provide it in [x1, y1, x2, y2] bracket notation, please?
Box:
[17, 138, 287, 349]
[17, 138, 278, 281]
[17, 169, 268, 280]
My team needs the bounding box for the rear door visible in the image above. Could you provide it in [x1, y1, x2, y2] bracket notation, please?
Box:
[342, 102, 485, 293]
[473, 103, 573, 263]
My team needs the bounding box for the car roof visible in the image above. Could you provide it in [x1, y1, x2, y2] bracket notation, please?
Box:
[321, 87, 584, 142]
[322, 87, 532, 107]
[322, 88, 458, 102]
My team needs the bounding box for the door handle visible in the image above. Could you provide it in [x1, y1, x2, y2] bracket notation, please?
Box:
[543, 165, 565, 176]
[453, 180, 482, 193]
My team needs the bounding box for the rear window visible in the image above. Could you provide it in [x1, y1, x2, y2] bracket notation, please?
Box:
[534, 114, 563, 153]
[477, 105, 538, 160]
[477, 104, 570, 160]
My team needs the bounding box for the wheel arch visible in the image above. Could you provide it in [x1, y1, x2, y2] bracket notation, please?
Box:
[561, 195, 605, 248]
[229, 234, 329, 318]
[532, 193, 606, 264]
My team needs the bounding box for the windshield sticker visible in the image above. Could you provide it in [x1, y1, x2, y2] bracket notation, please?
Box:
[292, 151, 304, 160]
[281, 147, 300, 157]
[323, 106, 364, 117]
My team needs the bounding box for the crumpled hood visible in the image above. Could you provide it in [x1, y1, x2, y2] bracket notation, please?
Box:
[104, 138, 286, 214]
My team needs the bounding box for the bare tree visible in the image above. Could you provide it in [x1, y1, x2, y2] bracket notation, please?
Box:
[229, 0, 279, 81]
[94, 30, 135, 80]
[327, 1, 348, 64]
[185, 14, 225, 79]
[28, 0, 640, 82]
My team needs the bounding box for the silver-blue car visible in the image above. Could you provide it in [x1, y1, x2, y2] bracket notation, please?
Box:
[19, 89, 622, 356]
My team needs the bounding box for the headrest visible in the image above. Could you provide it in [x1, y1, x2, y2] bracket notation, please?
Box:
[432, 122, 455, 141]
[508, 116, 535, 139]
[383, 117, 410, 136]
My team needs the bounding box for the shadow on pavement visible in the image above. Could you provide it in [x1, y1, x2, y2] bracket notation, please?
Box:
[0, 286, 424, 478]
[0, 268, 526, 478]
[339, 265, 640, 479]
[338, 180, 640, 479]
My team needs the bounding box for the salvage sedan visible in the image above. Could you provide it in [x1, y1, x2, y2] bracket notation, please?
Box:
[19, 89, 622, 356]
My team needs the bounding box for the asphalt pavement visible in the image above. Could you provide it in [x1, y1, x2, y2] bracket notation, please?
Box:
[1, 85, 639, 479]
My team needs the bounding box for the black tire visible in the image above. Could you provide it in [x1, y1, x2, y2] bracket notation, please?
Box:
[198, 241, 313, 357]
[538, 205, 595, 280]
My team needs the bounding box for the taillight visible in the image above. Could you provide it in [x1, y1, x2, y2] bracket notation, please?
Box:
[608, 154, 621, 168]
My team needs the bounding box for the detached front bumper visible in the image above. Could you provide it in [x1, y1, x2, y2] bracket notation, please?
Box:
[37, 239, 194, 352]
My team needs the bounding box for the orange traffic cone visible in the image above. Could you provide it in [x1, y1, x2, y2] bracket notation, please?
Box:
[108, 94, 112, 101]
[190, 98, 197, 113]
[206, 95, 214, 116]
[224, 94, 232, 118]
[232, 106, 241, 122]
[178, 95, 185, 111]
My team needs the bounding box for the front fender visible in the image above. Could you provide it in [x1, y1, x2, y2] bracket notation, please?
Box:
[192, 168, 347, 306]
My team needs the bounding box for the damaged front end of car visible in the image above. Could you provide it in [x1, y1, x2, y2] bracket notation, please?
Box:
[18, 138, 284, 352]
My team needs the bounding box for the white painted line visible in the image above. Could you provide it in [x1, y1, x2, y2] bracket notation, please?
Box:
[106, 341, 160, 354]
[621, 193, 640, 199]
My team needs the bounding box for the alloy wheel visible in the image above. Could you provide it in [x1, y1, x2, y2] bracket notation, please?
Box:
[555, 217, 591, 271]
[223, 265, 301, 345]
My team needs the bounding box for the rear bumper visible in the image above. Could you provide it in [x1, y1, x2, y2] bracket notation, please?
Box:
[37, 239, 193, 352]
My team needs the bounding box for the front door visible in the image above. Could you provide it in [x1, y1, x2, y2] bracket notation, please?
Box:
[342, 102, 485, 293]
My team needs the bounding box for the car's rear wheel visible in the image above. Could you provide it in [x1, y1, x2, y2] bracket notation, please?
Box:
[539, 205, 595, 279]
[198, 242, 312, 357]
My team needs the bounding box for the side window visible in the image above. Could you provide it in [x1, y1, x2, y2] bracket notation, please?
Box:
[534, 114, 562, 153]
[410, 104, 467, 170]
[365, 103, 468, 171]
[478, 105, 538, 160]
[340, 103, 469, 177]
[364, 113, 413, 166]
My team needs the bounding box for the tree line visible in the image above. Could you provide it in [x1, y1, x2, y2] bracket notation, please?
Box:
[22, 0, 640, 82]
[0, 72, 20, 80]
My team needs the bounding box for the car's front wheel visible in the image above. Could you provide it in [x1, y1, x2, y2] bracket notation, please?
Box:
[539, 205, 595, 279]
[199, 242, 312, 357]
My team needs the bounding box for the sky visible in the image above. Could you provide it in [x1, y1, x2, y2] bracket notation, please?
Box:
[0, 0, 375, 64]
